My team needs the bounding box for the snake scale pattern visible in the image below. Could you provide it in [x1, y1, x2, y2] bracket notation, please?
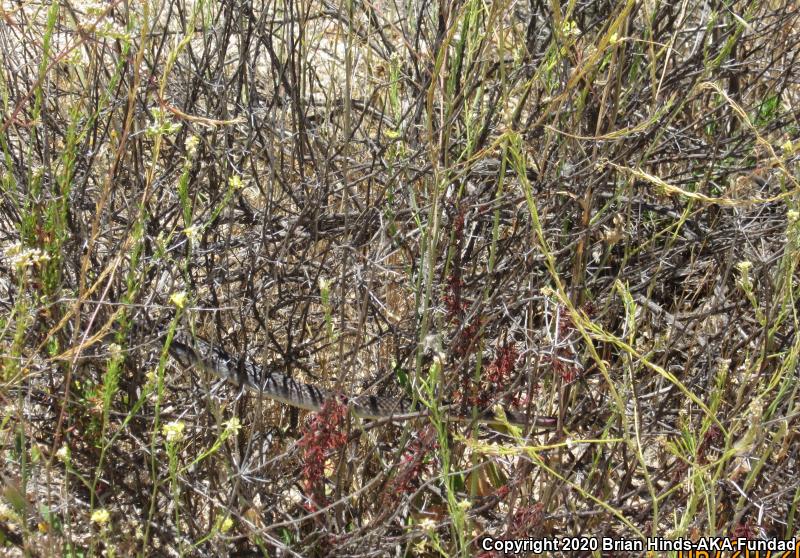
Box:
[143, 328, 556, 428]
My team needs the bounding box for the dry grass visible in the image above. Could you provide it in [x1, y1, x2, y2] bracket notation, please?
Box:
[1, 0, 800, 555]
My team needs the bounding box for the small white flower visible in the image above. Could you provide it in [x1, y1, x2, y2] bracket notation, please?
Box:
[223, 417, 242, 436]
[56, 445, 70, 462]
[165, 121, 182, 135]
[419, 518, 437, 531]
[83, 1, 106, 15]
[185, 135, 200, 156]
[108, 343, 122, 358]
[5, 242, 51, 270]
[0, 503, 20, 524]
[735, 260, 752, 275]
[5, 241, 22, 256]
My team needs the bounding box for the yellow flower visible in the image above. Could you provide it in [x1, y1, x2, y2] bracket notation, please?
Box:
[170, 291, 188, 309]
[162, 421, 186, 443]
[229, 175, 244, 190]
[91, 509, 110, 526]
[561, 19, 580, 37]
[183, 225, 201, 242]
[220, 516, 234, 533]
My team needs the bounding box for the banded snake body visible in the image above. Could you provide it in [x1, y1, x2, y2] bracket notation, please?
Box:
[120, 327, 557, 429]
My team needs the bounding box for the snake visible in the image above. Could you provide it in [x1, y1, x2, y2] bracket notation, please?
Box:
[104, 326, 556, 429]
